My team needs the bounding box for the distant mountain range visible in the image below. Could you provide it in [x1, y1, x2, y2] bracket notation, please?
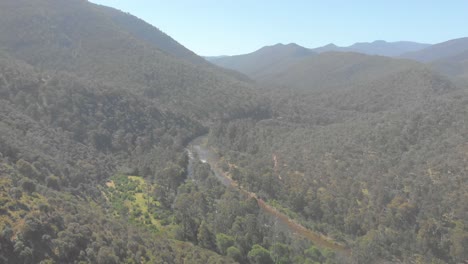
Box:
[208, 36, 468, 264]
[207, 40, 429, 78]
[0, 1, 467, 263]
[206, 43, 316, 80]
[400, 37, 468, 62]
[312, 40, 430, 56]
[398, 37, 468, 81]
[208, 37, 468, 82]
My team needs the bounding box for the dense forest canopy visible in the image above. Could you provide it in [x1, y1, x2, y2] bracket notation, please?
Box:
[207, 36, 468, 264]
[0, 0, 467, 263]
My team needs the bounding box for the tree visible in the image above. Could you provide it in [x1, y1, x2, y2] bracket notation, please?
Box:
[270, 243, 292, 264]
[174, 192, 205, 242]
[153, 185, 172, 208]
[449, 221, 468, 263]
[46, 175, 60, 190]
[216, 233, 235, 255]
[247, 244, 273, 264]
[9, 187, 22, 200]
[16, 159, 42, 181]
[157, 162, 186, 193]
[19, 246, 33, 264]
[303, 246, 323, 263]
[226, 246, 242, 263]
[1, 226, 13, 241]
[97, 247, 118, 264]
[417, 219, 443, 257]
[197, 221, 216, 250]
[21, 179, 36, 194]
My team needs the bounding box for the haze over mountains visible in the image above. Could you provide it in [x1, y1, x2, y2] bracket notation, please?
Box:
[400, 37, 468, 81]
[0, 0, 467, 264]
[207, 40, 428, 79]
[401, 37, 468, 62]
[206, 43, 316, 80]
[208, 37, 468, 264]
[209, 37, 468, 84]
[312, 40, 430, 56]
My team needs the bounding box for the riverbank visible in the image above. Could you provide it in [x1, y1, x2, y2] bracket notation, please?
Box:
[187, 135, 350, 256]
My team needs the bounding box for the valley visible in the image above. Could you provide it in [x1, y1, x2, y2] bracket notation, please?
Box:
[0, 0, 467, 263]
[188, 136, 349, 254]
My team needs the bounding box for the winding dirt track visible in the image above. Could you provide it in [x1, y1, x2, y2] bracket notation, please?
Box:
[188, 136, 351, 256]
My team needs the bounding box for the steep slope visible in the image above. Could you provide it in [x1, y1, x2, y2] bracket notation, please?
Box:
[208, 43, 316, 80]
[0, 53, 331, 263]
[95, 4, 209, 66]
[261, 52, 423, 91]
[1, 0, 467, 263]
[401, 37, 468, 62]
[0, 0, 265, 121]
[0, 50, 318, 263]
[0, 0, 277, 263]
[0, 50, 205, 177]
[0, 51, 241, 263]
[312, 40, 430, 57]
[208, 52, 468, 263]
[431, 50, 468, 82]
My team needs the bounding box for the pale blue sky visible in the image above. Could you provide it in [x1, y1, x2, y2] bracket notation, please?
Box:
[90, 0, 468, 56]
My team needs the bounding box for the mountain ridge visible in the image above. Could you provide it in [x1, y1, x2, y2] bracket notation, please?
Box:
[0, 1, 467, 263]
[208, 42, 317, 80]
[94, 4, 209, 66]
[313, 40, 430, 56]
[0, 1, 274, 263]
[208, 40, 431, 80]
[0, 0, 264, 121]
[401, 37, 468, 62]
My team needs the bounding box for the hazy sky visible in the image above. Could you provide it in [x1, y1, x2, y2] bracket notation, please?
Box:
[90, 0, 468, 56]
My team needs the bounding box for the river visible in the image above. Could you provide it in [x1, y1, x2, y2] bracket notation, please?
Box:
[186, 135, 350, 255]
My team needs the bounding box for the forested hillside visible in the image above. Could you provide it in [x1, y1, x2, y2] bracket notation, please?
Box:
[0, 0, 336, 263]
[401, 37, 468, 62]
[208, 53, 468, 263]
[208, 43, 316, 80]
[432, 51, 468, 83]
[258, 52, 423, 91]
[0, 0, 267, 121]
[208, 41, 431, 80]
[95, 4, 209, 66]
[0, 0, 279, 263]
[1, 0, 467, 263]
[0, 50, 238, 263]
[400, 37, 468, 82]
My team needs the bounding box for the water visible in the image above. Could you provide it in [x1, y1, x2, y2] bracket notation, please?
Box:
[187, 136, 233, 187]
[187, 135, 350, 255]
